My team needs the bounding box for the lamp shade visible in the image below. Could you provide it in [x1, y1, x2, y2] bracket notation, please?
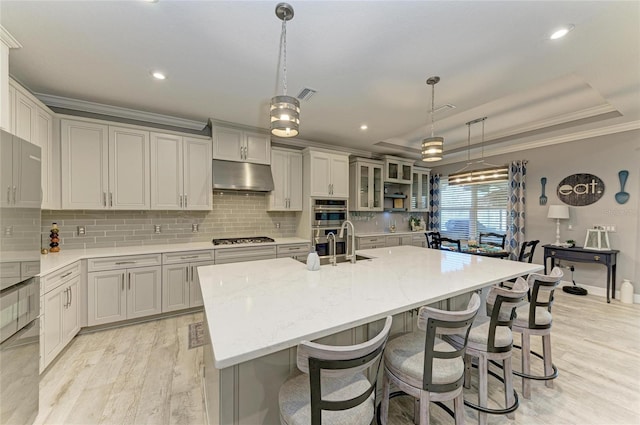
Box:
[547, 205, 569, 219]
[421, 136, 443, 162]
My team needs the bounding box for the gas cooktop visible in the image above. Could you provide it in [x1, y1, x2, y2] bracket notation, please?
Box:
[212, 236, 275, 246]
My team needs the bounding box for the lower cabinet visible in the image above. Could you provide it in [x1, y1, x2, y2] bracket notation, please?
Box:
[356, 236, 386, 250]
[385, 234, 413, 247]
[163, 260, 214, 312]
[87, 265, 162, 326]
[41, 263, 81, 372]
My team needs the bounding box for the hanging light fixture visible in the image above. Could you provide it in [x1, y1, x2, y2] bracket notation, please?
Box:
[448, 117, 508, 186]
[270, 3, 300, 138]
[421, 76, 444, 162]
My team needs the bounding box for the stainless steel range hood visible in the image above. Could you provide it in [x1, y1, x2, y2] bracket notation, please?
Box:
[212, 159, 274, 192]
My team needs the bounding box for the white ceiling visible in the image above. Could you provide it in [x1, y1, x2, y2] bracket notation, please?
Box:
[2, 1, 639, 166]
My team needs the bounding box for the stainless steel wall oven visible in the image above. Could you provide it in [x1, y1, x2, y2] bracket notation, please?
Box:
[311, 199, 348, 259]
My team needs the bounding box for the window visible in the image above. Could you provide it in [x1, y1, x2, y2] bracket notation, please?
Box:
[439, 178, 509, 240]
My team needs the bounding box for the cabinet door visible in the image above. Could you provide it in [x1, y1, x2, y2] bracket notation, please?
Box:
[43, 285, 64, 366]
[14, 90, 37, 143]
[162, 264, 190, 313]
[288, 151, 303, 210]
[6, 83, 15, 134]
[109, 126, 150, 209]
[0, 132, 11, 207]
[191, 261, 214, 308]
[14, 137, 42, 207]
[385, 236, 401, 247]
[87, 270, 127, 326]
[268, 149, 288, 210]
[150, 132, 183, 210]
[309, 152, 331, 197]
[37, 107, 56, 209]
[62, 275, 80, 343]
[244, 131, 270, 165]
[127, 266, 162, 319]
[372, 165, 383, 210]
[183, 137, 212, 210]
[330, 154, 350, 198]
[212, 127, 243, 162]
[61, 120, 109, 209]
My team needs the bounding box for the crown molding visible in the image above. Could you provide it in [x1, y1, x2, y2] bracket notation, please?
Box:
[0, 26, 22, 49]
[35, 93, 207, 131]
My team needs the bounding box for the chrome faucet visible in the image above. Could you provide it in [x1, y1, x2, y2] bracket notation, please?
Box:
[327, 232, 337, 266]
[339, 220, 356, 264]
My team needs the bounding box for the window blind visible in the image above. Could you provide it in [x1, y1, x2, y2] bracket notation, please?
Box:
[439, 178, 509, 240]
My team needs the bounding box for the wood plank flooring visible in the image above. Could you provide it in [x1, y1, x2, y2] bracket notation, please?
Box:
[36, 291, 640, 424]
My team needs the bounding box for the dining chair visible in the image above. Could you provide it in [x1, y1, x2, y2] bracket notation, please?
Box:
[379, 294, 481, 425]
[425, 231, 441, 249]
[478, 232, 507, 249]
[517, 240, 539, 263]
[278, 316, 393, 425]
[512, 267, 563, 399]
[439, 237, 461, 252]
[444, 279, 529, 425]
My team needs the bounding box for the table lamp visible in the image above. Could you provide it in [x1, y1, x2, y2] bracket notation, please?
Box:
[547, 205, 570, 246]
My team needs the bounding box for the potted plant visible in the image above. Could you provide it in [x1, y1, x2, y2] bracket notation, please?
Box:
[409, 216, 422, 231]
[566, 239, 576, 248]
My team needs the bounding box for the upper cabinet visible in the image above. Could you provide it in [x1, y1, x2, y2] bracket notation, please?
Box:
[410, 166, 430, 212]
[212, 125, 270, 165]
[8, 80, 58, 209]
[303, 149, 349, 198]
[61, 119, 150, 210]
[268, 147, 302, 211]
[349, 158, 383, 211]
[383, 155, 413, 184]
[0, 131, 41, 208]
[150, 132, 212, 211]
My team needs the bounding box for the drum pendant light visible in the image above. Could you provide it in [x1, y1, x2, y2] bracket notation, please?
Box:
[270, 3, 300, 138]
[421, 76, 444, 162]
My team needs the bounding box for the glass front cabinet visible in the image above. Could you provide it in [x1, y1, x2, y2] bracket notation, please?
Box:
[410, 166, 430, 212]
[383, 155, 413, 184]
[349, 159, 384, 211]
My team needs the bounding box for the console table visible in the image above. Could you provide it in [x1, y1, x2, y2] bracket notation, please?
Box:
[543, 245, 619, 303]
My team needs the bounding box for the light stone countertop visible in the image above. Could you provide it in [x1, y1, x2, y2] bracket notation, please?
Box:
[39, 237, 310, 276]
[356, 231, 426, 237]
[198, 245, 544, 369]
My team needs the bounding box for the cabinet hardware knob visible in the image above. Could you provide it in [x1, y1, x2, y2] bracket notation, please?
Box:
[109, 192, 113, 207]
[61, 272, 72, 278]
[6, 186, 10, 204]
[184, 195, 187, 208]
[69, 286, 72, 305]
[594, 255, 600, 261]
[551, 251, 556, 256]
[103, 192, 107, 207]
[13, 186, 16, 204]
[128, 273, 131, 290]
[115, 261, 136, 265]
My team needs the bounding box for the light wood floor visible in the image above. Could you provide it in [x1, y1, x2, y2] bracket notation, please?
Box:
[37, 291, 640, 425]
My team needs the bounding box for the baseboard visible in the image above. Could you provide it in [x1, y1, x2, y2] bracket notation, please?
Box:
[560, 280, 639, 304]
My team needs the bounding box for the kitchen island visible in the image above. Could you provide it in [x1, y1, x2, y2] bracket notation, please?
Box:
[197, 245, 544, 425]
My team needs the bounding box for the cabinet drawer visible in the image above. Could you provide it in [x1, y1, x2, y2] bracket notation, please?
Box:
[356, 236, 385, 250]
[87, 254, 162, 272]
[547, 249, 610, 265]
[163, 250, 215, 265]
[41, 261, 81, 294]
[21, 261, 40, 280]
[215, 246, 277, 264]
[276, 243, 310, 258]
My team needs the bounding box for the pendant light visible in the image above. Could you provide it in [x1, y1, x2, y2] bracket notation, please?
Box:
[421, 76, 444, 162]
[270, 3, 300, 138]
[448, 117, 508, 186]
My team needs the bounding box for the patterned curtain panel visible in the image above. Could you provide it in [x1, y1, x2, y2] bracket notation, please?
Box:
[507, 160, 527, 260]
[429, 174, 441, 231]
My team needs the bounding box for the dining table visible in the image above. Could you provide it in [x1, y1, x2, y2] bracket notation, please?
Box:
[442, 242, 510, 258]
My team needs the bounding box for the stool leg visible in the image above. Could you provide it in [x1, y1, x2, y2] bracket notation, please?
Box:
[521, 331, 531, 399]
[542, 334, 554, 389]
[419, 391, 431, 425]
[478, 355, 488, 425]
[454, 391, 465, 425]
[503, 356, 515, 419]
[380, 371, 390, 425]
[464, 353, 472, 389]
[414, 398, 420, 425]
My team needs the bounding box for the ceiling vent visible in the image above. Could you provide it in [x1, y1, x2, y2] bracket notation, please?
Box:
[297, 87, 317, 102]
[434, 103, 456, 113]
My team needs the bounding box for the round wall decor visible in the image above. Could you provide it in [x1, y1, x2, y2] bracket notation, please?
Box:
[557, 173, 605, 206]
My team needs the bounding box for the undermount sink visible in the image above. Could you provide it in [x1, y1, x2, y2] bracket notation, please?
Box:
[298, 254, 373, 266]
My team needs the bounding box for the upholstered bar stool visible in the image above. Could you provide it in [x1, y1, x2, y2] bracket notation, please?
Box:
[278, 316, 392, 425]
[380, 293, 481, 425]
[444, 279, 529, 425]
[512, 267, 563, 399]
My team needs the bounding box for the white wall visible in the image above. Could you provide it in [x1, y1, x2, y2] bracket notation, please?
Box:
[431, 129, 640, 295]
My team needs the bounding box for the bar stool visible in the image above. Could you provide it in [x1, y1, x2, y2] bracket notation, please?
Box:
[478, 233, 506, 249]
[444, 279, 529, 425]
[512, 267, 563, 399]
[426, 231, 441, 249]
[379, 293, 481, 425]
[278, 316, 392, 425]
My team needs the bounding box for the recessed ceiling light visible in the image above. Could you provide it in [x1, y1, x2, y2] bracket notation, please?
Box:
[550, 25, 575, 40]
[360, 124, 368, 130]
[151, 71, 166, 80]
[144, 0, 159, 3]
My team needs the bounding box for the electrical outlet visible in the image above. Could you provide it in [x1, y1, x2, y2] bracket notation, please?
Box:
[275, 223, 280, 229]
[154, 224, 161, 233]
[192, 223, 199, 233]
[77, 226, 86, 235]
